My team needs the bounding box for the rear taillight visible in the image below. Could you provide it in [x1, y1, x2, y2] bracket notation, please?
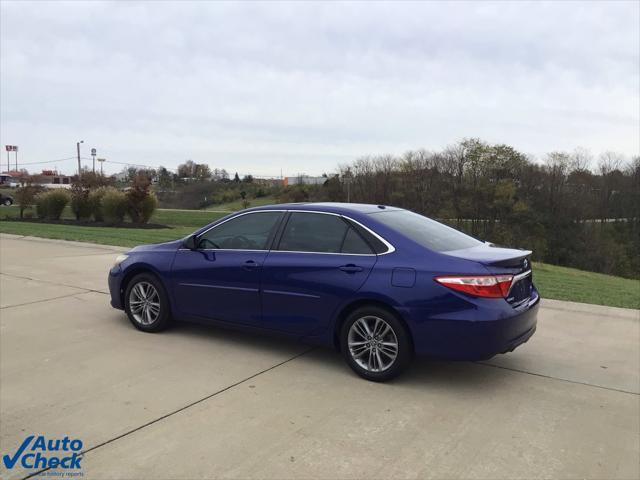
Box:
[434, 275, 513, 298]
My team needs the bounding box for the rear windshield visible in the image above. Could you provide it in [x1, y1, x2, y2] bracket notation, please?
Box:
[370, 210, 482, 252]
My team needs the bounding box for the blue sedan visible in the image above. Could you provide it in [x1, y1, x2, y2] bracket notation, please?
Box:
[108, 203, 539, 381]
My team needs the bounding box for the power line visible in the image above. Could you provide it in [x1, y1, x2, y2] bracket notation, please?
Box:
[10, 157, 77, 166]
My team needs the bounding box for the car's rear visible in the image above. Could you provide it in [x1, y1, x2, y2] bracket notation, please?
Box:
[367, 209, 539, 360]
[425, 245, 539, 360]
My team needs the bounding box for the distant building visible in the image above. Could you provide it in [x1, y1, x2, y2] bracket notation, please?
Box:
[253, 177, 284, 187]
[0, 173, 19, 187]
[31, 170, 74, 188]
[283, 176, 327, 186]
[113, 171, 129, 182]
[0, 170, 75, 188]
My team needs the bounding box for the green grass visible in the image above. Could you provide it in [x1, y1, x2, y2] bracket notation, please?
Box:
[532, 262, 639, 310]
[204, 195, 279, 211]
[0, 221, 196, 247]
[0, 205, 225, 247]
[1, 205, 638, 309]
[152, 209, 227, 227]
[1, 205, 226, 228]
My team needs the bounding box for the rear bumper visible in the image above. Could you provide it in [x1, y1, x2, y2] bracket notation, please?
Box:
[409, 292, 539, 360]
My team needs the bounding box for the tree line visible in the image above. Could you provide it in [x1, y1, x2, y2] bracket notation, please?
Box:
[312, 139, 638, 279]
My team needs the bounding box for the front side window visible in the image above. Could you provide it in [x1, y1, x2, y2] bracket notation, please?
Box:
[278, 212, 373, 254]
[197, 212, 283, 250]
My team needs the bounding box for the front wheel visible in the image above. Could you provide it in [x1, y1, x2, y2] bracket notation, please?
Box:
[340, 306, 412, 382]
[124, 273, 172, 332]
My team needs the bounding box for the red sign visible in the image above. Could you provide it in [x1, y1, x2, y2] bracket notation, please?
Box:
[4, 145, 17, 152]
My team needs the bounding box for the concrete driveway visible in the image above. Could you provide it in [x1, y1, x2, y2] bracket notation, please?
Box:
[1, 233, 638, 480]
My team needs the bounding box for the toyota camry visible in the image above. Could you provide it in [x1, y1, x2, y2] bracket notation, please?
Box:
[108, 203, 539, 381]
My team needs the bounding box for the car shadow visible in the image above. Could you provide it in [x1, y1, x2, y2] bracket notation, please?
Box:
[127, 318, 511, 392]
[296, 347, 509, 391]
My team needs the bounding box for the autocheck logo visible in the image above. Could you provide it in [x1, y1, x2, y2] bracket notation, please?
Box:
[3, 435, 83, 471]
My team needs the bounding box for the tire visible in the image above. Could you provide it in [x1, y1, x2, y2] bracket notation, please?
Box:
[124, 273, 172, 332]
[3, 198, 11, 206]
[340, 305, 412, 382]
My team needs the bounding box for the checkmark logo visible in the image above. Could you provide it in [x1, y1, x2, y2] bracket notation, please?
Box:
[3, 435, 34, 469]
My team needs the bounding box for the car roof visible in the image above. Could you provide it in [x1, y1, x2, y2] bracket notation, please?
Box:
[246, 202, 402, 215]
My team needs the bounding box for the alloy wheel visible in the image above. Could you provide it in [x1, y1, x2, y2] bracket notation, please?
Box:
[347, 315, 399, 372]
[129, 281, 161, 326]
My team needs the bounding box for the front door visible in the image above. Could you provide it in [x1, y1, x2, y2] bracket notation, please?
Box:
[171, 211, 284, 325]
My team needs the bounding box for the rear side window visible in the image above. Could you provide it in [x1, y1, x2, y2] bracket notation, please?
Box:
[345, 218, 389, 254]
[371, 210, 482, 252]
[278, 212, 373, 254]
[341, 227, 373, 254]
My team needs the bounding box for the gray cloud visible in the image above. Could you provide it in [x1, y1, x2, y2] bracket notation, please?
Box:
[1, 0, 638, 176]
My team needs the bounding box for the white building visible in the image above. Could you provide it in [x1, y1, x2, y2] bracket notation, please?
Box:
[284, 176, 327, 186]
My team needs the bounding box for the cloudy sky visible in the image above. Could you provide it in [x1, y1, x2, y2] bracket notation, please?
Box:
[1, 1, 638, 177]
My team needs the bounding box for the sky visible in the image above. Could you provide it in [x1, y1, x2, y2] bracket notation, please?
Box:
[1, 1, 638, 177]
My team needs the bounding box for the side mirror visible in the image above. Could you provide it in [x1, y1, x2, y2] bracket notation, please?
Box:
[183, 234, 198, 250]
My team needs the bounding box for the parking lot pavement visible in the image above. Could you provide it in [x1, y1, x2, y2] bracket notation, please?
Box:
[1, 234, 638, 479]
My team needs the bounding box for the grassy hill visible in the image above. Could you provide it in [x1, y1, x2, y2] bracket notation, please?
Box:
[532, 263, 639, 309]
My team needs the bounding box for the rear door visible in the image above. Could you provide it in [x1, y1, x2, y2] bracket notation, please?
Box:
[260, 211, 377, 335]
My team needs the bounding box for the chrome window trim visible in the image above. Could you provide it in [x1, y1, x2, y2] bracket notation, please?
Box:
[180, 208, 396, 255]
[268, 250, 376, 257]
[275, 210, 395, 256]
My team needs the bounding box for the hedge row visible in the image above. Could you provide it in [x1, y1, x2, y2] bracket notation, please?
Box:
[34, 187, 158, 224]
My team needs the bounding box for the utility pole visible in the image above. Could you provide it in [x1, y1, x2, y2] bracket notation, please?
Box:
[4, 145, 18, 172]
[76, 140, 84, 178]
[343, 168, 352, 203]
[347, 178, 350, 203]
[91, 148, 97, 173]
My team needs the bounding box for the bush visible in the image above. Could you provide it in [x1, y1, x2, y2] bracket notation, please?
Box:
[126, 173, 154, 223]
[70, 184, 92, 220]
[89, 186, 111, 222]
[101, 189, 127, 223]
[139, 193, 158, 224]
[279, 186, 309, 203]
[14, 183, 39, 219]
[35, 194, 47, 219]
[34, 189, 70, 220]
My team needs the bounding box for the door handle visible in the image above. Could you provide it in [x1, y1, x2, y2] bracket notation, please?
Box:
[243, 260, 260, 271]
[339, 264, 363, 273]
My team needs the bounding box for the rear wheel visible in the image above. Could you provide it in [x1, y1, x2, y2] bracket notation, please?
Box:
[3, 198, 11, 206]
[340, 306, 412, 382]
[124, 273, 172, 332]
